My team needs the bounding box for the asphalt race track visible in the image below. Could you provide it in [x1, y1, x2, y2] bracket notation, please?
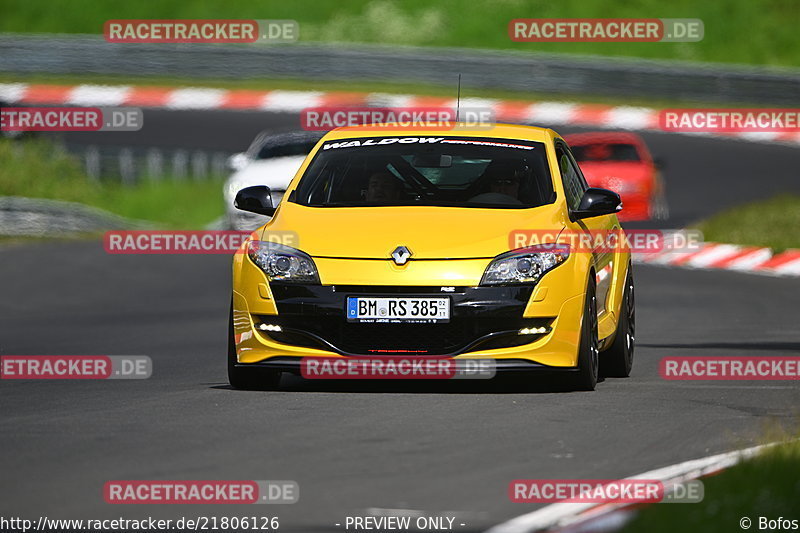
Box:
[2, 110, 800, 532]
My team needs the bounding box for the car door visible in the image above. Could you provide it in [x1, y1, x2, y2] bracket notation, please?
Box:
[555, 141, 618, 315]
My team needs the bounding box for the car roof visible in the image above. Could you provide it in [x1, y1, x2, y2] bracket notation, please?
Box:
[247, 130, 326, 157]
[319, 123, 559, 143]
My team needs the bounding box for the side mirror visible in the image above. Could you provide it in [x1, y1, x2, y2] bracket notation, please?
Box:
[653, 156, 666, 170]
[227, 153, 249, 171]
[573, 188, 622, 220]
[234, 186, 276, 217]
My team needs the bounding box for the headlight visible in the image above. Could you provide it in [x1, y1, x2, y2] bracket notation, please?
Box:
[480, 244, 570, 286]
[247, 241, 320, 284]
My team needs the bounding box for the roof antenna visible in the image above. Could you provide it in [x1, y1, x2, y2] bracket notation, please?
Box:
[456, 73, 462, 122]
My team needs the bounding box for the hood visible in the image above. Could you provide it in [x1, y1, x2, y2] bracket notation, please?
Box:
[225, 155, 307, 201]
[262, 202, 566, 259]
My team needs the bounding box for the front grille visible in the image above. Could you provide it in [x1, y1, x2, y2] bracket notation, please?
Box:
[260, 283, 549, 356]
[260, 316, 552, 356]
[332, 285, 468, 294]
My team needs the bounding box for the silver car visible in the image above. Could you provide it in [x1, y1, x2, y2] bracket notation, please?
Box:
[224, 131, 325, 230]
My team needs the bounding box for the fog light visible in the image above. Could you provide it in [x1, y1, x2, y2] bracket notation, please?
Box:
[519, 326, 550, 335]
[258, 323, 282, 332]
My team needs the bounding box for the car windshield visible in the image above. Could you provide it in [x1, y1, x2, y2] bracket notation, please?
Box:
[256, 140, 318, 160]
[571, 142, 641, 162]
[292, 136, 555, 208]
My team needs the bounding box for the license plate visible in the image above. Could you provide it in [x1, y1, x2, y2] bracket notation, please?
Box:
[346, 297, 450, 323]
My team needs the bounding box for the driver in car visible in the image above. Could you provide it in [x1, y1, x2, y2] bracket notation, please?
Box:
[469, 161, 528, 204]
[365, 171, 404, 202]
[489, 171, 521, 199]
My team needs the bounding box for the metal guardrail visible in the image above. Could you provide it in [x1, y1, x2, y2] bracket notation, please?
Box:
[0, 196, 151, 236]
[70, 144, 232, 183]
[1, 34, 799, 105]
[5, 140, 232, 183]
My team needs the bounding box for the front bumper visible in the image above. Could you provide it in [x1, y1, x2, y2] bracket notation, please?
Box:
[232, 283, 587, 368]
[232, 357, 580, 375]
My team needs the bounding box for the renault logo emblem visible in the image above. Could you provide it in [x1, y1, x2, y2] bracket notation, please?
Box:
[391, 246, 412, 265]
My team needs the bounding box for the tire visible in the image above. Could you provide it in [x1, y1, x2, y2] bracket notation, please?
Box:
[601, 266, 635, 378]
[227, 305, 281, 390]
[572, 278, 599, 391]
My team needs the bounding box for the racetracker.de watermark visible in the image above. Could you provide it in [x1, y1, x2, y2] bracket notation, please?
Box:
[509, 229, 703, 254]
[301, 357, 496, 379]
[0, 356, 151, 379]
[104, 19, 298, 43]
[0, 107, 143, 132]
[510, 479, 663, 503]
[509, 479, 703, 503]
[659, 109, 800, 132]
[300, 106, 495, 131]
[509, 18, 703, 42]
[660, 357, 800, 380]
[104, 480, 298, 504]
[103, 231, 298, 254]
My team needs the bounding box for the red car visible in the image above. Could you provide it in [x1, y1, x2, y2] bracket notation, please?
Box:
[564, 132, 668, 221]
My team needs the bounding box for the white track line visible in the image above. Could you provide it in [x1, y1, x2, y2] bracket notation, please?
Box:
[685, 244, 741, 268]
[527, 102, 577, 124]
[726, 248, 773, 271]
[772, 256, 800, 275]
[485, 443, 773, 533]
[0, 82, 29, 102]
[603, 106, 655, 130]
[166, 87, 227, 110]
[260, 90, 324, 111]
[67, 84, 132, 106]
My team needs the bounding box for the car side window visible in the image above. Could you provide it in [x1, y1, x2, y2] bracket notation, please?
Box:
[566, 148, 590, 192]
[556, 144, 586, 211]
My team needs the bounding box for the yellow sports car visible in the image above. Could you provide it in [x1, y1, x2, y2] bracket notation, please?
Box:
[229, 124, 633, 391]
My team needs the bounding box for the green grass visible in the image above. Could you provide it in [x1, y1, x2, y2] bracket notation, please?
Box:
[693, 195, 800, 253]
[621, 437, 800, 533]
[0, 139, 226, 229]
[0, 0, 798, 67]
